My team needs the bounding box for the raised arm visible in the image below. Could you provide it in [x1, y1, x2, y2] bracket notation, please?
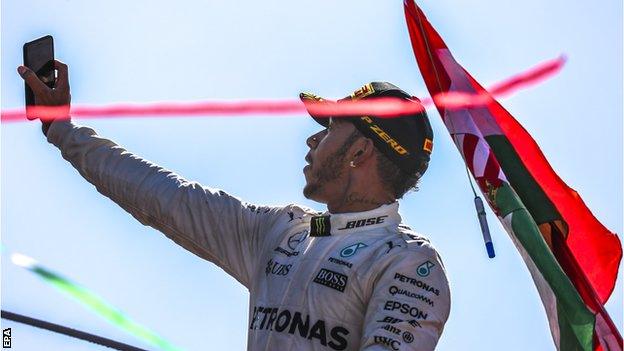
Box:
[19, 62, 286, 288]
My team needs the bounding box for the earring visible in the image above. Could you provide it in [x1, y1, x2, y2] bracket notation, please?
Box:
[350, 161, 356, 168]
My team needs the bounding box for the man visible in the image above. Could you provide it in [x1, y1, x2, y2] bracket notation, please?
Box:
[18, 61, 450, 350]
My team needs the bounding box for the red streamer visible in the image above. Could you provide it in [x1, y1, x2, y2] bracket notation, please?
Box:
[1, 55, 565, 123]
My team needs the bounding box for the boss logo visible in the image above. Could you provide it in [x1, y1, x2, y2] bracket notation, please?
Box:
[337, 215, 387, 230]
[313, 268, 348, 292]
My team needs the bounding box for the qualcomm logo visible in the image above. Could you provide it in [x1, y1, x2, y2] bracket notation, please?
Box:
[339, 243, 368, 258]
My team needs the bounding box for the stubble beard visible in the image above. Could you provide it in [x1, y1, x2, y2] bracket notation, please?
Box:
[303, 128, 361, 201]
[303, 151, 347, 200]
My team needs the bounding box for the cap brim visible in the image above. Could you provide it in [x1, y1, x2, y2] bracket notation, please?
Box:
[299, 92, 336, 127]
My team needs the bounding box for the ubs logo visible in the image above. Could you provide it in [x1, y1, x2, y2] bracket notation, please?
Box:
[265, 259, 291, 276]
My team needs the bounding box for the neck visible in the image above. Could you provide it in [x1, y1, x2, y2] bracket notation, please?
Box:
[324, 163, 395, 213]
[328, 191, 394, 213]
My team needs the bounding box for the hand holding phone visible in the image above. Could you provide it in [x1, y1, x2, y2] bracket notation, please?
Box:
[19, 35, 71, 131]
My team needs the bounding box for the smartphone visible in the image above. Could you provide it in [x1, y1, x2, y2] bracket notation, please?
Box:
[23, 35, 55, 107]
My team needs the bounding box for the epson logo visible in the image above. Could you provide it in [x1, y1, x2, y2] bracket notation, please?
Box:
[383, 300, 429, 320]
[313, 268, 348, 292]
[337, 215, 388, 230]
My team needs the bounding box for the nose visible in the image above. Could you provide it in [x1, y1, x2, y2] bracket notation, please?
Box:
[306, 130, 324, 149]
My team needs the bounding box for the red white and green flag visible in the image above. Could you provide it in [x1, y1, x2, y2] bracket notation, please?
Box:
[403, 1, 622, 350]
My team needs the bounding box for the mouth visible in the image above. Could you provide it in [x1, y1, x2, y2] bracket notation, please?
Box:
[303, 153, 313, 174]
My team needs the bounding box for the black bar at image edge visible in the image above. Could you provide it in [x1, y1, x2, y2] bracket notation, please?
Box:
[1, 310, 149, 351]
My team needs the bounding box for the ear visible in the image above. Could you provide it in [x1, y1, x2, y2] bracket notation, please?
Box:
[350, 137, 375, 167]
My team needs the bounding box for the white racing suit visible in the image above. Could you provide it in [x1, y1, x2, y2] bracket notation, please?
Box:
[46, 121, 451, 351]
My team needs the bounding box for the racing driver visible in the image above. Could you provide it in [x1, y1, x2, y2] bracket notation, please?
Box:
[18, 61, 451, 350]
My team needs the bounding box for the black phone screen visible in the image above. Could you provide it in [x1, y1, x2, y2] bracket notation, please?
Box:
[23, 35, 55, 107]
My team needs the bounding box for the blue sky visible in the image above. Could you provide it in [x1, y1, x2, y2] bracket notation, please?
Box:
[1, 0, 622, 350]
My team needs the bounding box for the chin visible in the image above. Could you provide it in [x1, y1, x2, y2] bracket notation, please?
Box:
[303, 182, 325, 203]
[302, 182, 316, 199]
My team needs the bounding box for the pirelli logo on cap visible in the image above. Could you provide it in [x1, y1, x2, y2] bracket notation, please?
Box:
[423, 138, 433, 153]
[349, 83, 375, 100]
[360, 116, 409, 156]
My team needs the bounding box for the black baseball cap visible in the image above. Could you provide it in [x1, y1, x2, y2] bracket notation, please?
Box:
[300, 82, 434, 176]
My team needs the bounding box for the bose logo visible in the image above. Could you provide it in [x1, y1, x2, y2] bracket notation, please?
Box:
[338, 215, 387, 230]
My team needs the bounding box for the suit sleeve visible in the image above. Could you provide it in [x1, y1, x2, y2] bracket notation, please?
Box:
[46, 121, 285, 288]
[359, 246, 451, 351]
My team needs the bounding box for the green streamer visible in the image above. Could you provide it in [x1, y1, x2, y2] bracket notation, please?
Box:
[11, 253, 183, 351]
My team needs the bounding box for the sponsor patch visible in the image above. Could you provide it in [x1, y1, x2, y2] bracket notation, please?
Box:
[339, 243, 367, 258]
[388, 285, 434, 306]
[385, 241, 403, 253]
[381, 324, 402, 335]
[250, 306, 349, 351]
[265, 259, 291, 276]
[311, 216, 331, 236]
[377, 316, 402, 324]
[402, 331, 414, 343]
[416, 261, 435, 277]
[328, 257, 353, 268]
[383, 300, 429, 320]
[313, 268, 348, 292]
[394, 272, 440, 296]
[337, 216, 387, 230]
[376, 316, 422, 329]
[373, 336, 400, 351]
[287, 230, 308, 250]
[274, 246, 298, 257]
